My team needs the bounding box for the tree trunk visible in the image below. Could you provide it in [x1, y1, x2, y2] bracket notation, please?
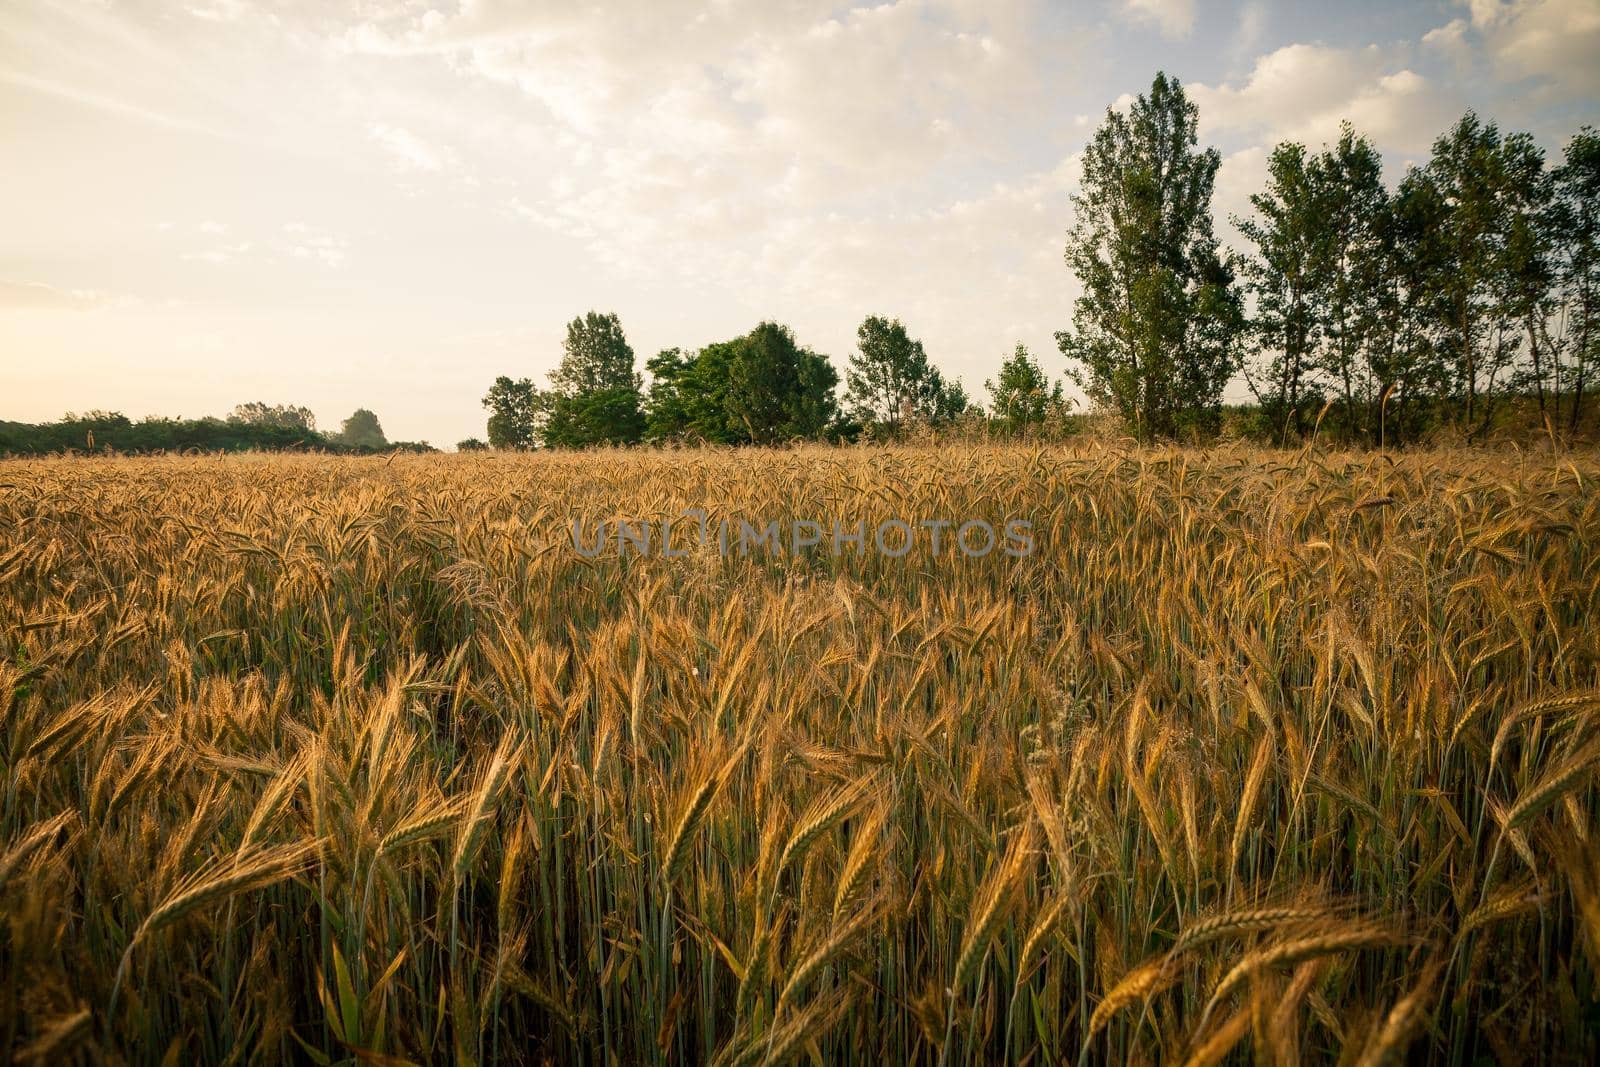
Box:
[1527, 316, 1547, 415]
[1572, 302, 1592, 435]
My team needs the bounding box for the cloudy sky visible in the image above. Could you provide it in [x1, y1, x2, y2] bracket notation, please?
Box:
[2, 0, 1597, 446]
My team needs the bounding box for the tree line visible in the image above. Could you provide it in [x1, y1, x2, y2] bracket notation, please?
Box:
[478, 312, 996, 450]
[0, 404, 434, 455]
[484, 72, 1597, 449]
[1225, 101, 1596, 445]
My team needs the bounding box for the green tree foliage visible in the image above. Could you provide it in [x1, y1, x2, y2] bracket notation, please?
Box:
[456, 437, 489, 452]
[228, 402, 317, 432]
[542, 312, 645, 448]
[642, 348, 698, 441]
[1372, 167, 1454, 445]
[1056, 72, 1242, 440]
[1501, 157, 1561, 426]
[985, 343, 1063, 430]
[543, 386, 645, 449]
[1231, 111, 1600, 446]
[338, 408, 387, 449]
[1235, 142, 1324, 440]
[646, 345, 738, 443]
[845, 315, 963, 432]
[727, 322, 838, 444]
[929, 375, 974, 423]
[1238, 125, 1395, 443]
[1552, 128, 1600, 433]
[1424, 113, 1547, 432]
[551, 311, 639, 395]
[1310, 125, 1391, 435]
[645, 324, 839, 445]
[481, 376, 542, 450]
[0, 411, 432, 455]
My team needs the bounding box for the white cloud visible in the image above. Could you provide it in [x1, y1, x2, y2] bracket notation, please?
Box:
[1121, 0, 1197, 39]
[158, 219, 347, 269]
[342, 0, 1059, 184]
[0, 280, 113, 311]
[279, 223, 348, 268]
[1191, 43, 1454, 156]
[368, 123, 456, 173]
[335, 0, 1080, 330]
[1457, 0, 1600, 97]
[1231, 2, 1267, 59]
[182, 242, 253, 264]
[186, 0, 251, 22]
[1422, 17, 1472, 61]
[1212, 144, 1268, 243]
[0, 70, 233, 140]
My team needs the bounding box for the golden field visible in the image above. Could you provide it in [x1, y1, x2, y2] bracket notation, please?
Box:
[2, 444, 1598, 1065]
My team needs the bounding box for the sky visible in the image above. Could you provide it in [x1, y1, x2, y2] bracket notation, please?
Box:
[2, 0, 1597, 447]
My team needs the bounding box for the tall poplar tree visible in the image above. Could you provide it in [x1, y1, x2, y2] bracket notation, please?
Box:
[1056, 71, 1242, 439]
[1235, 141, 1323, 441]
[1424, 114, 1546, 431]
[1552, 129, 1600, 433]
[1310, 124, 1390, 436]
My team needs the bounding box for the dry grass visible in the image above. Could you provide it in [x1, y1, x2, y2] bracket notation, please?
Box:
[1, 441, 1598, 1064]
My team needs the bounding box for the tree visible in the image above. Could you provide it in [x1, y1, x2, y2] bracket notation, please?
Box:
[552, 311, 641, 396]
[1235, 142, 1324, 441]
[1236, 123, 1394, 444]
[1309, 124, 1391, 440]
[456, 438, 488, 451]
[1550, 128, 1600, 434]
[1500, 161, 1560, 425]
[228, 402, 316, 432]
[1055, 71, 1242, 440]
[986, 343, 1064, 431]
[0, 409, 437, 454]
[792, 345, 843, 439]
[646, 326, 840, 445]
[643, 348, 698, 441]
[726, 322, 839, 444]
[1424, 113, 1547, 432]
[646, 343, 742, 444]
[543, 387, 645, 449]
[481, 376, 542, 450]
[926, 370, 974, 424]
[726, 323, 802, 444]
[542, 312, 644, 447]
[845, 316, 950, 432]
[338, 408, 387, 449]
[1375, 168, 1454, 445]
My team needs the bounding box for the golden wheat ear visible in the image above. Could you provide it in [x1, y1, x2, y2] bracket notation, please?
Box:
[1168, 901, 1339, 960]
[1197, 922, 1402, 1033]
[831, 800, 887, 922]
[13, 1008, 93, 1066]
[1085, 955, 1182, 1046]
[660, 753, 729, 884]
[0, 810, 75, 892]
[108, 839, 319, 1022]
[777, 776, 872, 875]
[451, 734, 522, 881]
[1180, 1001, 1255, 1067]
[952, 822, 1036, 995]
[1350, 956, 1445, 1067]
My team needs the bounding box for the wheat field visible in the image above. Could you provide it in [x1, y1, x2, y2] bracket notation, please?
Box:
[2, 444, 1598, 1065]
